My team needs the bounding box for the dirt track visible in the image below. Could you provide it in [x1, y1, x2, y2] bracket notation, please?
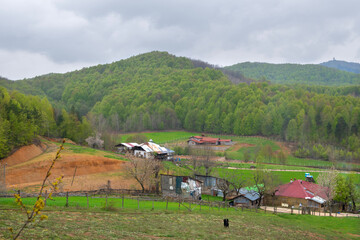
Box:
[260, 206, 360, 217]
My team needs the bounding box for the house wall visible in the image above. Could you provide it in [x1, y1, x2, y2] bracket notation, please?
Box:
[195, 176, 217, 195]
[264, 195, 321, 208]
[234, 196, 251, 205]
[134, 150, 146, 158]
[161, 175, 201, 200]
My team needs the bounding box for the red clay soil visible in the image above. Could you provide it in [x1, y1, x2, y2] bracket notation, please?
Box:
[6, 155, 126, 187]
[231, 143, 256, 151]
[3, 141, 140, 192]
[2, 143, 47, 167]
[276, 142, 292, 155]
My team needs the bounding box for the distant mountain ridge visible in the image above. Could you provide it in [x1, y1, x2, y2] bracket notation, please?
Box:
[320, 59, 360, 74]
[224, 62, 360, 86]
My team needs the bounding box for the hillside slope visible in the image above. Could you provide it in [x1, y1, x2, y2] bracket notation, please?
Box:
[320, 59, 360, 74]
[3, 139, 135, 192]
[224, 62, 360, 86]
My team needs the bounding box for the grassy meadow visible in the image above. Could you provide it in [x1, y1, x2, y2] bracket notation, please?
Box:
[1, 195, 360, 239]
[0, 196, 359, 239]
[117, 131, 198, 144]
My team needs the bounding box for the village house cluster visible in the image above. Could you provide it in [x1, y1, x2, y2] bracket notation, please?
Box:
[160, 173, 329, 211]
[117, 136, 332, 212]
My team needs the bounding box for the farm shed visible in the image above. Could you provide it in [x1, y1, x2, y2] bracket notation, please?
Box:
[188, 135, 232, 146]
[116, 140, 174, 160]
[194, 175, 229, 196]
[267, 180, 328, 209]
[115, 143, 139, 153]
[228, 188, 260, 207]
[161, 174, 202, 200]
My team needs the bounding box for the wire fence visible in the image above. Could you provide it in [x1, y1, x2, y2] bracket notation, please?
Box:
[1, 189, 358, 218]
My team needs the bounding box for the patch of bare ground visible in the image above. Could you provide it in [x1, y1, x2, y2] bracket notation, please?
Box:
[2, 143, 47, 167]
[4, 139, 140, 192]
[348, 233, 360, 238]
[230, 143, 256, 151]
[7, 154, 133, 190]
[275, 141, 292, 155]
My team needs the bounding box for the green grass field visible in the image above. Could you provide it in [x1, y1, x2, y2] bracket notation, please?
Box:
[0, 196, 359, 239]
[117, 131, 198, 144]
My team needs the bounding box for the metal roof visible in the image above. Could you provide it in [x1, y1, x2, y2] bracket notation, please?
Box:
[239, 188, 260, 201]
[117, 143, 140, 148]
[138, 144, 153, 153]
[311, 196, 326, 204]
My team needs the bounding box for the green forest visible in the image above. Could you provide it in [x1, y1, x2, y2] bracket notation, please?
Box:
[0, 87, 92, 158]
[1, 51, 360, 162]
[320, 59, 360, 74]
[225, 62, 360, 86]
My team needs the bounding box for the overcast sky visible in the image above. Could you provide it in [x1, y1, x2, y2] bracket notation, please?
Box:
[1, 0, 359, 80]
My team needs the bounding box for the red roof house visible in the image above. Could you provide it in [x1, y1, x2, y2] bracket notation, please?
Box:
[272, 180, 328, 208]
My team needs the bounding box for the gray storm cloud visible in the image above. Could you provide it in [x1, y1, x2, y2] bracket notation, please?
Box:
[0, 0, 359, 79]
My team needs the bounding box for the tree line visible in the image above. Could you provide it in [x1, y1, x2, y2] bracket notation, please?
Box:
[0, 87, 92, 159]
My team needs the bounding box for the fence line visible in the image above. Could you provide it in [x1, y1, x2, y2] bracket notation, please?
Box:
[1, 190, 358, 217]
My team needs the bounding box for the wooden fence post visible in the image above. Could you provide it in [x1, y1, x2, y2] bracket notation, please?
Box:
[65, 192, 69, 207]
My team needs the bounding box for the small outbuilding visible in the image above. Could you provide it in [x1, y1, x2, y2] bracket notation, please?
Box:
[194, 175, 228, 196]
[115, 140, 174, 160]
[115, 143, 139, 153]
[228, 188, 260, 207]
[161, 174, 202, 200]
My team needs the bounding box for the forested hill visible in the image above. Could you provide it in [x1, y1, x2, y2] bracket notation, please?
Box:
[1, 51, 360, 157]
[320, 59, 360, 74]
[224, 62, 360, 86]
[0, 52, 195, 116]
